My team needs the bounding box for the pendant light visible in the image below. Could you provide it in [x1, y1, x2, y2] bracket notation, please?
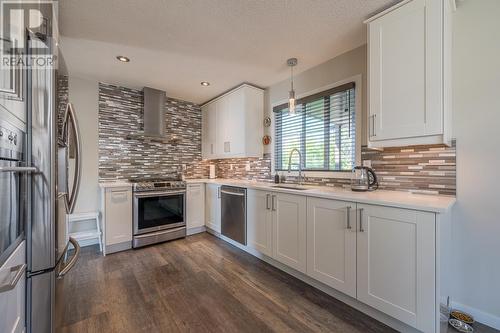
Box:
[287, 58, 298, 115]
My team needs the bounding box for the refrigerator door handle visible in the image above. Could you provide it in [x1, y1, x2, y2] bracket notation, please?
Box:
[55, 237, 80, 279]
[60, 103, 82, 214]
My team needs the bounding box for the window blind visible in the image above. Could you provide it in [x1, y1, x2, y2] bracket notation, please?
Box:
[274, 82, 355, 172]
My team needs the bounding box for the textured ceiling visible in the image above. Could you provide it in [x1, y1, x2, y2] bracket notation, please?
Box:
[59, 0, 400, 103]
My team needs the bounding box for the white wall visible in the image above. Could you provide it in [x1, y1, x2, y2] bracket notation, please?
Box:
[68, 76, 100, 213]
[451, 0, 500, 328]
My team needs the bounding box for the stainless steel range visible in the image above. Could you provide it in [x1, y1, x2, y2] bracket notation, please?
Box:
[131, 177, 186, 248]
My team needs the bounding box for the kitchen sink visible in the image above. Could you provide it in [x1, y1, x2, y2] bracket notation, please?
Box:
[271, 184, 311, 191]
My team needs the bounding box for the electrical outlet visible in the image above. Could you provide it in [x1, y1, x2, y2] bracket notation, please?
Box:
[230, 164, 233, 170]
[245, 161, 251, 171]
[182, 164, 187, 171]
[363, 160, 372, 168]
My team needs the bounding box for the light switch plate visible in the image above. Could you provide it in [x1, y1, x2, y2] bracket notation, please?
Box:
[363, 160, 372, 168]
[245, 161, 251, 171]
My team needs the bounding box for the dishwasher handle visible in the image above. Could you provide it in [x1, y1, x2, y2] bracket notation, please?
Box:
[220, 189, 246, 197]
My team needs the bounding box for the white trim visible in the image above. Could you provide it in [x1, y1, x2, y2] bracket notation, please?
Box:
[201, 83, 264, 107]
[270, 74, 362, 179]
[363, 0, 414, 24]
[449, 301, 500, 330]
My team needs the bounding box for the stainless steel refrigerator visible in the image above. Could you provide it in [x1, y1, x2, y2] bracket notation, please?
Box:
[26, 29, 82, 333]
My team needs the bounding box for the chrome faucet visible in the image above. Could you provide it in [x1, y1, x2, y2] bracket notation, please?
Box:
[287, 148, 303, 185]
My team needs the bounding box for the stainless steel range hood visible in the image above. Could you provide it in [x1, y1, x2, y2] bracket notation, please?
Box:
[143, 87, 165, 138]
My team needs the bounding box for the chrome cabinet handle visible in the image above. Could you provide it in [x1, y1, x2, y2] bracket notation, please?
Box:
[359, 208, 364, 232]
[346, 206, 352, 230]
[0, 264, 26, 293]
[266, 194, 271, 210]
[0, 166, 38, 173]
[271, 195, 277, 211]
[217, 187, 221, 198]
[370, 114, 377, 137]
[56, 237, 81, 279]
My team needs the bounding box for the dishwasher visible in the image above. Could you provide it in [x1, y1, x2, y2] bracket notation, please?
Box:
[220, 186, 247, 245]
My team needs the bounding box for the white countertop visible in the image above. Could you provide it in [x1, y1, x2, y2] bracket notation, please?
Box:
[187, 178, 456, 213]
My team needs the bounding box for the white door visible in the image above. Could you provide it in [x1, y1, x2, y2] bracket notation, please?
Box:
[205, 184, 221, 233]
[306, 198, 356, 298]
[369, 0, 443, 141]
[186, 183, 205, 230]
[272, 193, 307, 273]
[356, 204, 436, 333]
[0, 242, 26, 333]
[246, 189, 273, 256]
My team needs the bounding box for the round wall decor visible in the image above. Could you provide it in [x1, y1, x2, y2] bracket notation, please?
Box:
[264, 116, 271, 127]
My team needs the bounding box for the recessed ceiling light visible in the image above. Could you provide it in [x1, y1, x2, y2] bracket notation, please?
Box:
[200, 81, 210, 86]
[116, 55, 130, 62]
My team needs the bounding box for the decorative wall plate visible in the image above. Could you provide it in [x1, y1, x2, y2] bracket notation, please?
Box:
[262, 135, 271, 145]
[264, 116, 271, 127]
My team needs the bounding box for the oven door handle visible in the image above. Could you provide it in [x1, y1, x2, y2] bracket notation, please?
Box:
[134, 190, 186, 198]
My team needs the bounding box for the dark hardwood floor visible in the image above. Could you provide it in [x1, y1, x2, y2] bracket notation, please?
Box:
[55, 232, 498, 333]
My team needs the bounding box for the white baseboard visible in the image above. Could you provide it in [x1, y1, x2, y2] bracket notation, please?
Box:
[449, 301, 500, 330]
[187, 226, 206, 236]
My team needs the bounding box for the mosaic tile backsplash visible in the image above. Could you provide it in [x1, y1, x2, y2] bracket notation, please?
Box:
[98, 83, 208, 180]
[361, 142, 456, 196]
[92, 79, 455, 196]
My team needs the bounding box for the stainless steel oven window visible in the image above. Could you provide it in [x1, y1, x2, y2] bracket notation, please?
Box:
[133, 191, 186, 235]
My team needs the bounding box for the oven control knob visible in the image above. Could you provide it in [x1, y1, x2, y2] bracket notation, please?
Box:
[0, 130, 3, 137]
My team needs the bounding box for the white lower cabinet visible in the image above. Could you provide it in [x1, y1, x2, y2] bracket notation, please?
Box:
[0, 241, 26, 333]
[204, 184, 441, 332]
[356, 204, 436, 333]
[246, 189, 273, 257]
[306, 198, 357, 298]
[272, 193, 307, 274]
[205, 184, 221, 232]
[186, 183, 205, 232]
[101, 186, 133, 254]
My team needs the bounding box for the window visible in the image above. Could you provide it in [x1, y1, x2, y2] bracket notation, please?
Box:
[274, 82, 356, 172]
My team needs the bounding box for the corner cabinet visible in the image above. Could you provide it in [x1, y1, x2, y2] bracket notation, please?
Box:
[366, 0, 453, 147]
[201, 84, 264, 159]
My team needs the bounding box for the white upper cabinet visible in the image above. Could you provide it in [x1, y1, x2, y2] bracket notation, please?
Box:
[366, 0, 452, 147]
[201, 102, 217, 159]
[201, 84, 263, 159]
